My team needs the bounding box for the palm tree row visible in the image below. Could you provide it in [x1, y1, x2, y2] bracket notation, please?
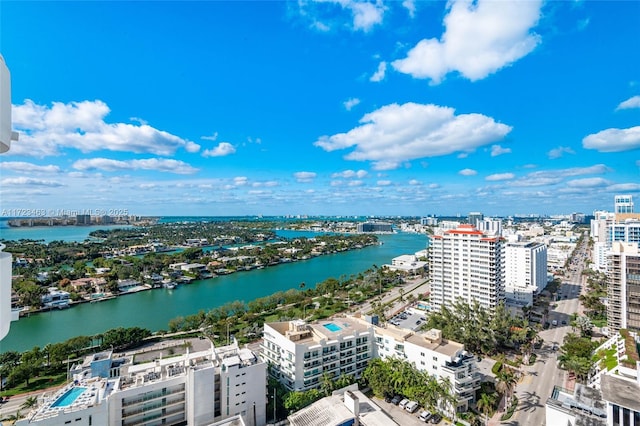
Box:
[362, 357, 458, 416]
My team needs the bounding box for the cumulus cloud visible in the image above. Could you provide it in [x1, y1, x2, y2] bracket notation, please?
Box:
[370, 61, 387, 82]
[11, 99, 200, 157]
[547, 146, 575, 159]
[294, 171, 317, 183]
[202, 142, 237, 157]
[402, 0, 416, 17]
[582, 126, 640, 152]
[0, 162, 61, 173]
[331, 169, 368, 179]
[344, 98, 361, 111]
[377, 180, 392, 186]
[391, 0, 542, 83]
[72, 158, 198, 174]
[297, 0, 385, 32]
[459, 168, 477, 176]
[490, 144, 511, 157]
[409, 179, 421, 185]
[314, 102, 511, 170]
[234, 177, 249, 186]
[486, 173, 515, 181]
[1, 177, 64, 187]
[616, 95, 640, 110]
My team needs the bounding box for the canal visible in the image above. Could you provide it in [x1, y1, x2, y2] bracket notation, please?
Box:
[0, 228, 427, 352]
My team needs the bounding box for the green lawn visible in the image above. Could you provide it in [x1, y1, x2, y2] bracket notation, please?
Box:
[1, 372, 68, 397]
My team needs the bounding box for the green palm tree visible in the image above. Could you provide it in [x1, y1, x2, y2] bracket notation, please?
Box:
[477, 392, 496, 426]
[21, 396, 38, 410]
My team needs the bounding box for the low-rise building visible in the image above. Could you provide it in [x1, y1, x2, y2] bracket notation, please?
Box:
[601, 375, 640, 426]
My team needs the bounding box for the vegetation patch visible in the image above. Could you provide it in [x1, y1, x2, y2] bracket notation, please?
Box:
[500, 395, 519, 421]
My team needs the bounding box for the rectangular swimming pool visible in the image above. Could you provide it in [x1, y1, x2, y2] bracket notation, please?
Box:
[51, 387, 87, 408]
[323, 323, 342, 332]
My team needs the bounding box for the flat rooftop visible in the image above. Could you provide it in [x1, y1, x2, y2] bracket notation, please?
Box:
[601, 374, 640, 412]
[267, 317, 373, 346]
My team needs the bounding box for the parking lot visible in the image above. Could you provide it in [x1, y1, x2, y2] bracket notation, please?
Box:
[373, 396, 450, 426]
[388, 310, 425, 330]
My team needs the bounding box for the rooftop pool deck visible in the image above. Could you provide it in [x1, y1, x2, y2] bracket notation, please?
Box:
[323, 323, 342, 332]
[51, 386, 87, 408]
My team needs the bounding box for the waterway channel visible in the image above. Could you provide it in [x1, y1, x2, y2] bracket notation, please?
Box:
[0, 226, 428, 353]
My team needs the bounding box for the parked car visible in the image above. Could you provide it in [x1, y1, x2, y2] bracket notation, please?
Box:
[430, 413, 442, 424]
[391, 395, 403, 405]
[406, 401, 419, 413]
[419, 410, 432, 422]
[399, 398, 410, 409]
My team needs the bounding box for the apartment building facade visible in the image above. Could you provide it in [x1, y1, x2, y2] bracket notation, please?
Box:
[261, 318, 375, 392]
[373, 327, 480, 413]
[607, 242, 640, 333]
[17, 341, 267, 426]
[429, 224, 505, 312]
[504, 241, 548, 307]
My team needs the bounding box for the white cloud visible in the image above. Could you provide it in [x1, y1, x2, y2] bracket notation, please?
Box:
[490, 144, 511, 157]
[1, 177, 64, 187]
[314, 102, 511, 170]
[202, 142, 237, 157]
[459, 168, 477, 176]
[331, 169, 368, 179]
[72, 158, 198, 174]
[348, 180, 364, 186]
[234, 177, 249, 186]
[343, 98, 361, 111]
[294, 171, 317, 183]
[370, 61, 387, 82]
[511, 164, 610, 187]
[11, 99, 200, 157]
[428, 183, 439, 189]
[616, 95, 640, 110]
[297, 0, 385, 32]
[0, 162, 61, 173]
[201, 132, 219, 141]
[607, 183, 640, 192]
[583, 126, 640, 152]
[566, 177, 609, 188]
[486, 173, 515, 181]
[547, 146, 575, 159]
[402, 0, 416, 17]
[391, 0, 542, 83]
[377, 180, 392, 186]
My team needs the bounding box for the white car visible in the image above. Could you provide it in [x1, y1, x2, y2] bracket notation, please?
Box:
[419, 410, 432, 422]
[406, 401, 419, 413]
[399, 398, 410, 409]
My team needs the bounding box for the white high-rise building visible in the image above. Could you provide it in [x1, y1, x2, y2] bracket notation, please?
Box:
[504, 241, 548, 308]
[610, 219, 640, 250]
[607, 242, 640, 333]
[615, 195, 634, 214]
[0, 54, 19, 341]
[429, 224, 505, 311]
[16, 341, 267, 426]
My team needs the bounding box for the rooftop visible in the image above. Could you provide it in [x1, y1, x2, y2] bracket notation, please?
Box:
[601, 374, 640, 412]
[546, 385, 606, 426]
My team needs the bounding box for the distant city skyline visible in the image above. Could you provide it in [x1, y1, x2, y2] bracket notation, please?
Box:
[0, 1, 639, 217]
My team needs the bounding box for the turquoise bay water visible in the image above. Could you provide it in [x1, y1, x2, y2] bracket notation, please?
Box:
[0, 222, 427, 353]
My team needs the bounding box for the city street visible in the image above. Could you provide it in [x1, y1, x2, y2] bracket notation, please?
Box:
[506, 234, 588, 426]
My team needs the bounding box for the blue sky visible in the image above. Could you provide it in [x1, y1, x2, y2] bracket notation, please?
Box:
[0, 0, 639, 217]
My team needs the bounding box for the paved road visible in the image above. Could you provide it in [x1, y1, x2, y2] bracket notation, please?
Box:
[508, 233, 589, 426]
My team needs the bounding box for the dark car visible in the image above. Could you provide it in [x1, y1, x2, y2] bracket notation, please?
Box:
[561, 320, 567, 325]
[391, 395, 403, 405]
[384, 393, 393, 403]
[430, 414, 442, 424]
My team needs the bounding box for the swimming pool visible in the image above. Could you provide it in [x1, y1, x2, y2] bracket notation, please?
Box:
[323, 323, 342, 332]
[51, 387, 87, 408]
